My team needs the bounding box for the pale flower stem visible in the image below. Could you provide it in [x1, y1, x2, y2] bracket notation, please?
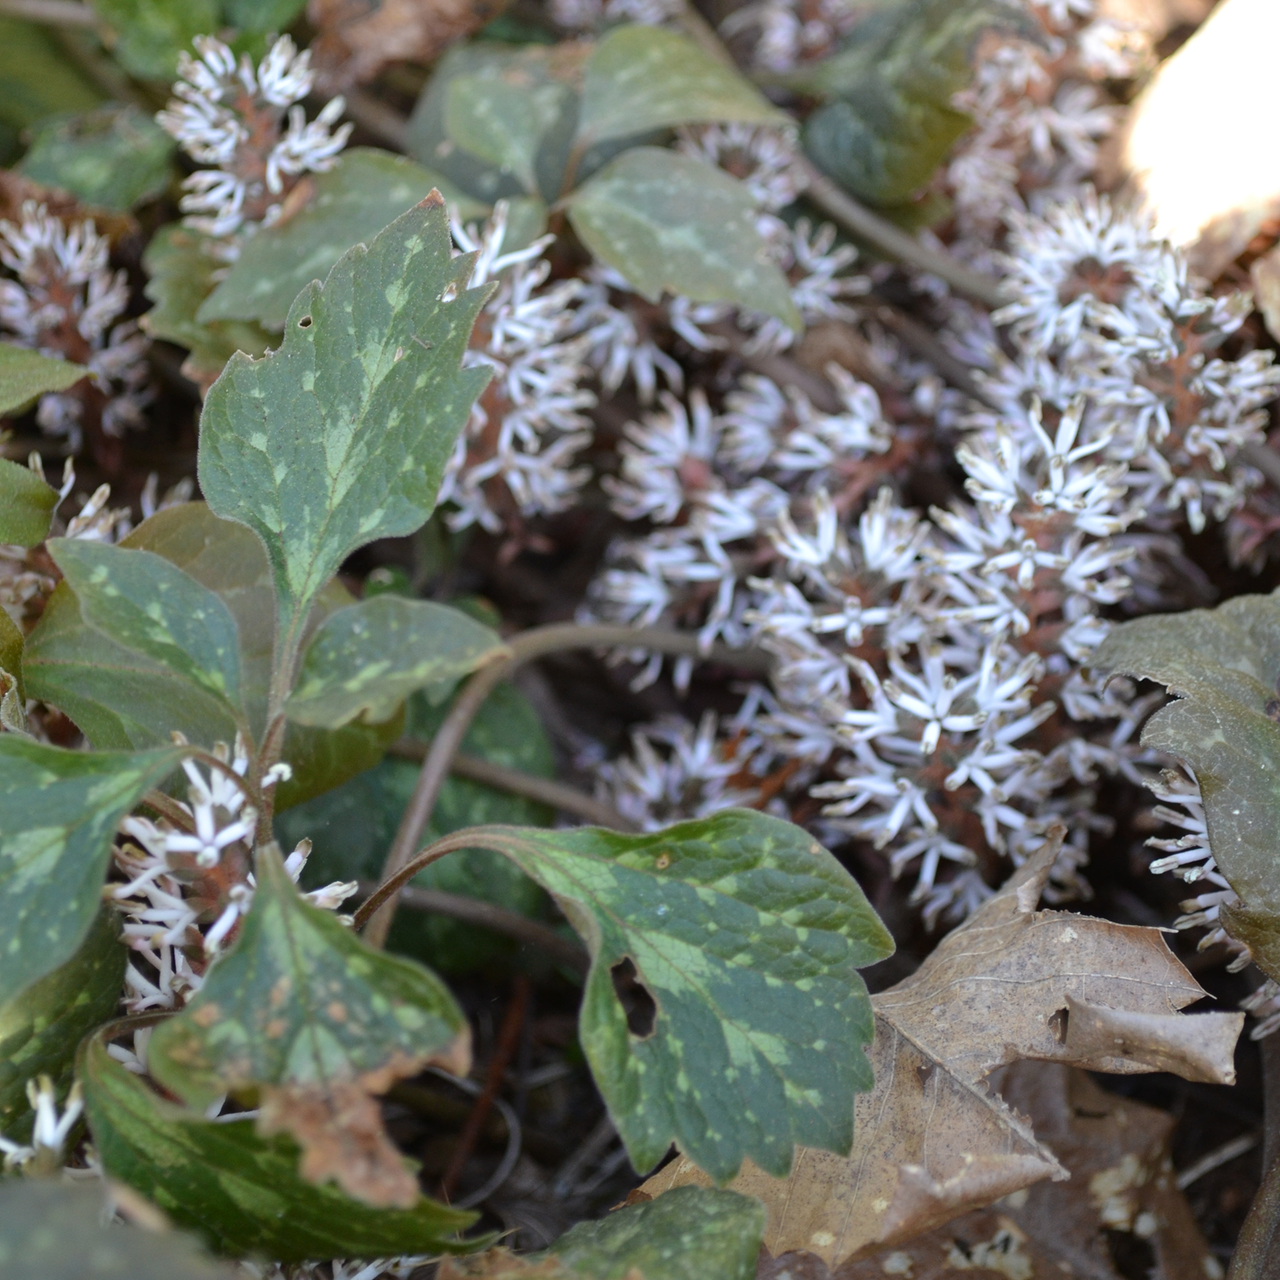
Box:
[361, 623, 768, 949]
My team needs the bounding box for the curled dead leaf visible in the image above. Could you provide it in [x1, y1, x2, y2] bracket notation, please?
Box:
[1061, 994, 1240, 1083]
[644, 831, 1242, 1267]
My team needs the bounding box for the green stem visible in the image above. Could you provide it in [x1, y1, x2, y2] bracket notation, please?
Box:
[1228, 1149, 1280, 1280]
[360, 622, 769, 948]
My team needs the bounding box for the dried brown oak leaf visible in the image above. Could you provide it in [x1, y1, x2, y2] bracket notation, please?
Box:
[759, 1063, 1216, 1280]
[644, 831, 1242, 1269]
[307, 0, 510, 91]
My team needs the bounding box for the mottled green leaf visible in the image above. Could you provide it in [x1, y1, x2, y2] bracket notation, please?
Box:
[0, 455, 60, 549]
[286, 596, 506, 728]
[0, 1180, 238, 1280]
[396, 810, 893, 1183]
[79, 1031, 478, 1260]
[0, 737, 183, 1002]
[0, 18, 101, 163]
[550, 1185, 764, 1280]
[0, 907, 124, 1139]
[567, 148, 799, 328]
[21, 581, 242, 751]
[19, 106, 174, 211]
[1094, 590, 1280, 982]
[88, 0, 220, 80]
[796, 0, 1038, 205]
[281, 681, 552, 973]
[444, 45, 584, 195]
[149, 844, 468, 1206]
[198, 195, 493, 651]
[0, 345, 90, 419]
[408, 43, 585, 206]
[150, 843, 467, 1106]
[0, 605, 22, 703]
[220, 0, 307, 32]
[49, 538, 244, 713]
[199, 149, 485, 330]
[26, 503, 402, 795]
[577, 25, 786, 146]
[141, 225, 273, 394]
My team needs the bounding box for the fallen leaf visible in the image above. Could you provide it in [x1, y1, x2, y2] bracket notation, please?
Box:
[1107, 0, 1280, 278]
[643, 831, 1242, 1267]
[307, 0, 511, 92]
[1251, 243, 1280, 343]
[758, 1063, 1219, 1280]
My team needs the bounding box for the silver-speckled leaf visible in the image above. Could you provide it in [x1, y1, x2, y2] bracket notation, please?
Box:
[568, 148, 800, 328]
[198, 195, 493, 650]
[577, 25, 786, 146]
[49, 538, 244, 714]
[148, 845, 469, 1206]
[404, 809, 893, 1183]
[0, 1179, 238, 1280]
[0, 906, 123, 1139]
[285, 595, 507, 728]
[198, 149, 485, 330]
[0, 737, 184, 1001]
[79, 1031, 477, 1260]
[1093, 589, 1280, 981]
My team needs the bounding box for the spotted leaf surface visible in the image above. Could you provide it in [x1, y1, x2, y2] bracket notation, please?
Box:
[148, 844, 469, 1206]
[1093, 588, 1280, 982]
[577, 26, 786, 147]
[567, 148, 800, 329]
[198, 195, 493, 649]
[199, 149, 484, 330]
[49, 538, 244, 714]
[285, 595, 507, 728]
[0, 907, 123, 1138]
[80, 1031, 477, 1261]
[0, 1179, 238, 1280]
[0, 343, 89, 418]
[549, 1185, 764, 1280]
[409, 810, 893, 1183]
[0, 738, 184, 1001]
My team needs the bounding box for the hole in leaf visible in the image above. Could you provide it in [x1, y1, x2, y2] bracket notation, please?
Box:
[298, 315, 313, 329]
[610, 958, 657, 1038]
[1048, 1006, 1069, 1044]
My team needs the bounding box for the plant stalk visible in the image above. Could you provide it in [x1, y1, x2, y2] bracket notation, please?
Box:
[361, 624, 767, 948]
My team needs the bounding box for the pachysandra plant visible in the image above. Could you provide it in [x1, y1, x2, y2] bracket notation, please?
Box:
[0, 194, 895, 1263]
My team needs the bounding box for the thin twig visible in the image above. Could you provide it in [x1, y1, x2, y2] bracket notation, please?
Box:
[342, 88, 410, 151]
[362, 623, 768, 949]
[1175, 1131, 1259, 1191]
[0, 0, 97, 24]
[798, 159, 1005, 309]
[387, 741, 636, 831]
[354, 880, 588, 972]
[441, 975, 530, 1202]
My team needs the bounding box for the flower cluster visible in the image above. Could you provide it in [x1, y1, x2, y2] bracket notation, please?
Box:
[157, 35, 352, 243]
[941, 0, 1147, 266]
[438, 202, 596, 551]
[111, 739, 356, 1013]
[0, 204, 150, 460]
